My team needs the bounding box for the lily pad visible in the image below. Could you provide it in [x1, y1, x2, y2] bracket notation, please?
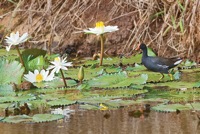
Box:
[0, 94, 36, 103]
[151, 104, 191, 112]
[79, 104, 99, 110]
[0, 84, 15, 96]
[181, 59, 197, 68]
[33, 78, 77, 88]
[87, 71, 148, 88]
[1, 115, 33, 123]
[194, 82, 200, 88]
[32, 114, 64, 123]
[47, 99, 76, 107]
[1, 114, 64, 123]
[186, 103, 200, 111]
[0, 59, 24, 85]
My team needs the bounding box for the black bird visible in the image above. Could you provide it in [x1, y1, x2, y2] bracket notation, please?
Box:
[136, 43, 182, 80]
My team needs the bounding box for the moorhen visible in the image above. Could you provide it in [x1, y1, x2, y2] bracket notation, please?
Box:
[136, 43, 182, 80]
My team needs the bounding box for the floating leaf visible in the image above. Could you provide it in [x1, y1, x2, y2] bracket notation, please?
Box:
[0, 94, 36, 103]
[92, 89, 148, 97]
[47, 99, 76, 107]
[88, 71, 148, 88]
[181, 59, 197, 68]
[77, 83, 91, 91]
[186, 103, 200, 111]
[1, 114, 64, 123]
[1, 115, 33, 123]
[0, 117, 4, 121]
[0, 84, 15, 96]
[33, 78, 77, 88]
[126, 64, 146, 72]
[32, 114, 64, 123]
[151, 104, 190, 112]
[173, 71, 181, 80]
[79, 104, 99, 110]
[0, 59, 24, 85]
[194, 82, 200, 88]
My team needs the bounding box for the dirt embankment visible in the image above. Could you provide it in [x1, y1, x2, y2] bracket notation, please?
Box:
[0, 0, 200, 62]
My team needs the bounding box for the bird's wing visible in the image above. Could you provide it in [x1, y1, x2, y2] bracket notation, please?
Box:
[148, 57, 170, 68]
[149, 57, 181, 68]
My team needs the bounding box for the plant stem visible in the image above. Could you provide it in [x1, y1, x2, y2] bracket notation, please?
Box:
[60, 69, 67, 88]
[99, 34, 104, 66]
[15, 45, 25, 69]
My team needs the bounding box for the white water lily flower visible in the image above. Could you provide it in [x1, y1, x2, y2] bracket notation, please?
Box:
[83, 21, 119, 35]
[24, 69, 54, 83]
[47, 57, 72, 73]
[51, 107, 74, 116]
[5, 31, 28, 51]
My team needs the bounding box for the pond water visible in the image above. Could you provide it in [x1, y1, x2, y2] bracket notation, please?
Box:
[0, 106, 200, 134]
[0, 50, 199, 134]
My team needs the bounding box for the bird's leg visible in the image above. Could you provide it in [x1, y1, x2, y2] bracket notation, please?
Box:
[159, 73, 164, 80]
[168, 73, 173, 80]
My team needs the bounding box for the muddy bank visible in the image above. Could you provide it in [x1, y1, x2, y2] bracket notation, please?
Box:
[0, 0, 199, 62]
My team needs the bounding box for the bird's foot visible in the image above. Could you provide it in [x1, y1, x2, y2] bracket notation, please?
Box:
[168, 73, 173, 81]
[159, 73, 164, 81]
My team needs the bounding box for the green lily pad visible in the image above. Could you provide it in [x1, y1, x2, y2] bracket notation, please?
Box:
[0, 94, 36, 103]
[0, 84, 15, 96]
[151, 103, 191, 112]
[0, 117, 4, 121]
[194, 82, 200, 88]
[1, 114, 64, 123]
[1, 115, 33, 123]
[32, 114, 64, 123]
[181, 59, 197, 68]
[47, 99, 76, 107]
[0, 59, 24, 85]
[79, 104, 99, 110]
[33, 78, 77, 88]
[186, 103, 200, 111]
[92, 89, 148, 98]
[0, 103, 12, 110]
[87, 71, 148, 88]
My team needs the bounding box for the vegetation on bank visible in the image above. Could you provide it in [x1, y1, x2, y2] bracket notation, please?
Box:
[0, 0, 199, 62]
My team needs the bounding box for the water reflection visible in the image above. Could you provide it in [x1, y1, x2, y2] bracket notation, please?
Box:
[0, 106, 200, 134]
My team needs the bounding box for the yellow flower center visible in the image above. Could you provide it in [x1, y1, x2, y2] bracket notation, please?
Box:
[54, 57, 60, 62]
[36, 74, 43, 82]
[95, 21, 105, 28]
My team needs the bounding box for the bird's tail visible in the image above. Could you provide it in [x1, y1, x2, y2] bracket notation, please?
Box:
[174, 58, 182, 65]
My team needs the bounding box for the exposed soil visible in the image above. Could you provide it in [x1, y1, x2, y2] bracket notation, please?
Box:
[0, 0, 199, 63]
